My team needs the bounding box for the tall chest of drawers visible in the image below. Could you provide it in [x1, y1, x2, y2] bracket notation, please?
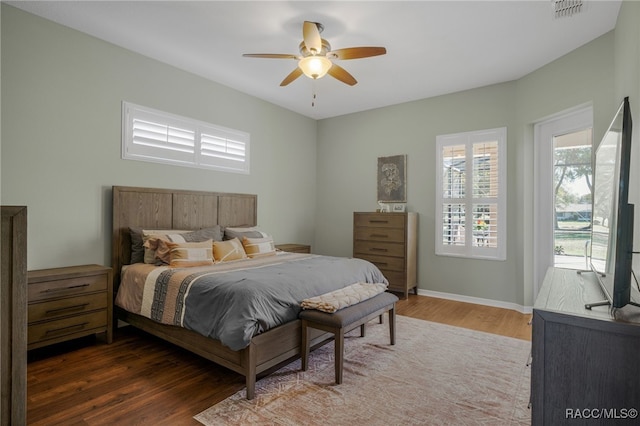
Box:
[353, 212, 418, 298]
[27, 264, 113, 350]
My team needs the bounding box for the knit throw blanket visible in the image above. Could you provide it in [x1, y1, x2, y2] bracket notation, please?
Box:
[300, 282, 388, 313]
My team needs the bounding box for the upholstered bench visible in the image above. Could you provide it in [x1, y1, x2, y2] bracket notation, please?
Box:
[299, 291, 399, 384]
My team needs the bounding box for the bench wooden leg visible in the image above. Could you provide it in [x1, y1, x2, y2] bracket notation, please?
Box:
[301, 319, 310, 371]
[335, 327, 344, 384]
[389, 305, 396, 345]
[299, 295, 399, 387]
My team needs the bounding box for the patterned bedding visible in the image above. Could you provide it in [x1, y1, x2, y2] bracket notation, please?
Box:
[115, 253, 388, 350]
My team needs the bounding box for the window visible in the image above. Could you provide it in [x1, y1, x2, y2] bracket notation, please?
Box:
[436, 127, 506, 260]
[122, 102, 250, 174]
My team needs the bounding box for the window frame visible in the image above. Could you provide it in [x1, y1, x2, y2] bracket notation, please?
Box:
[122, 101, 250, 174]
[435, 127, 507, 260]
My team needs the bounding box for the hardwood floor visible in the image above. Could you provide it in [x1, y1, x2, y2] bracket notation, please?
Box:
[398, 294, 532, 341]
[27, 294, 531, 425]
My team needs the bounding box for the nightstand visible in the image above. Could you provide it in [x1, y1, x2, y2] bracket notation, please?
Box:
[27, 264, 113, 350]
[275, 243, 311, 254]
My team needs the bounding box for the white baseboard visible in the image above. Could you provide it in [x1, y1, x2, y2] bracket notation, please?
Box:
[416, 288, 533, 314]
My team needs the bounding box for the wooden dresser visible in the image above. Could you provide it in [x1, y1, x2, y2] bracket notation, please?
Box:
[353, 212, 418, 298]
[27, 264, 113, 350]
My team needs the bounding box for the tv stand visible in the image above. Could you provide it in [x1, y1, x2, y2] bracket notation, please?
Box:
[577, 270, 640, 309]
[532, 267, 640, 426]
[577, 270, 610, 309]
[576, 269, 605, 276]
[584, 299, 610, 309]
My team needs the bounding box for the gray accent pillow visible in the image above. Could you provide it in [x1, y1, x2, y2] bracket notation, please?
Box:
[224, 226, 268, 240]
[129, 227, 145, 264]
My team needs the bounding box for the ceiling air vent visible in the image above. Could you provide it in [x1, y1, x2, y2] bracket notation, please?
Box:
[554, 0, 583, 18]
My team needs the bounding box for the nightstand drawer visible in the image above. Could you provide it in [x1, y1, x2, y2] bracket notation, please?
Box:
[28, 273, 107, 302]
[354, 213, 405, 228]
[28, 292, 107, 323]
[354, 241, 405, 258]
[28, 310, 107, 345]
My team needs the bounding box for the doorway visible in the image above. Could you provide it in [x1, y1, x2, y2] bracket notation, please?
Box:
[552, 129, 593, 268]
[534, 106, 593, 298]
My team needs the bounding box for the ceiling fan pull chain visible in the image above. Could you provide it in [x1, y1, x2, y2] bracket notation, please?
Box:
[311, 81, 317, 107]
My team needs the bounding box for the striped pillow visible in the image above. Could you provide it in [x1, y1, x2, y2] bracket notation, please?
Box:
[242, 236, 276, 258]
[213, 238, 248, 263]
[166, 240, 214, 268]
[142, 226, 223, 264]
[224, 226, 270, 241]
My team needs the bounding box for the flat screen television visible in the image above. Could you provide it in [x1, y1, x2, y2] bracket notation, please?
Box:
[588, 96, 638, 310]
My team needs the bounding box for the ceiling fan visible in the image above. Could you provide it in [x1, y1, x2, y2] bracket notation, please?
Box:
[243, 21, 386, 87]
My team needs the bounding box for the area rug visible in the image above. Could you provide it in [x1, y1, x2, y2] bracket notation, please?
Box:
[195, 315, 531, 425]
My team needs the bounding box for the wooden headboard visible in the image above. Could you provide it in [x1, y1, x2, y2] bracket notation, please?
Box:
[111, 186, 257, 288]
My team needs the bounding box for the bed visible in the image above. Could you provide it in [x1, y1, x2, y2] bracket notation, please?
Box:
[111, 185, 387, 399]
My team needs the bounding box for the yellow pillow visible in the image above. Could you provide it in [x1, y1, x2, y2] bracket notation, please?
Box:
[166, 240, 214, 268]
[242, 236, 276, 258]
[213, 238, 248, 263]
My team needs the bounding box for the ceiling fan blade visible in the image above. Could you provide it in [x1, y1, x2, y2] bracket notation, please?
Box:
[280, 67, 304, 86]
[327, 63, 357, 86]
[242, 53, 298, 59]
[302, 21, 322, 54]
[328, 47, 387, 60]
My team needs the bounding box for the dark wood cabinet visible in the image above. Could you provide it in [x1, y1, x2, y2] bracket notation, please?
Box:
[1, 206, 28, 426]
[353, 212, 418, 298]
[532, 267, 640, 425]
[27, 264, 113, 350]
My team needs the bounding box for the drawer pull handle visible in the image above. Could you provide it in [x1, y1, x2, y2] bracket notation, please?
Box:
[44, 322, 89, 335]
[370, 234, 389, 238]
[45, 303, 90, 315]
[370, 220, 389, 224]
[41, 283, 90, 293]
[370, 248, 388, 252]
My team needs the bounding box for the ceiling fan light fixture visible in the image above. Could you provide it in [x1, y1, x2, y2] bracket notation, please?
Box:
[298, 56, 332, 80]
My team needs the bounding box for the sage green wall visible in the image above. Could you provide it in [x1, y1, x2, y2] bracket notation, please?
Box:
[316, 31, 616, 308]
[0, 5, 2, 207]
[515, 31, 615, 307]
[0, 5, 317, 270]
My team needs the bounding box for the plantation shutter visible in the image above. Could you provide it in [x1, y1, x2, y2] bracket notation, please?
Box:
[436, 128, 506, 260]
[122, 102, 250, 174]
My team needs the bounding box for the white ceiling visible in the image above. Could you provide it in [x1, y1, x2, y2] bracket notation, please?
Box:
[7, 1, 622, 120]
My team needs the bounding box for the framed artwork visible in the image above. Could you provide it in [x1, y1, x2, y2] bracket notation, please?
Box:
[377, 154, 407, 203]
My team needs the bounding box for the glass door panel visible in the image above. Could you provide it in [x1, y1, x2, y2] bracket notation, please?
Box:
[553, 128, 593, 269]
